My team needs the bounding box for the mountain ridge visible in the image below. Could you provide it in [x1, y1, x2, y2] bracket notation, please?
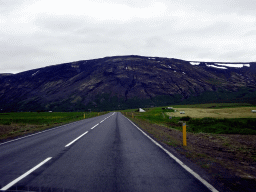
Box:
[1, 55, 256, 112]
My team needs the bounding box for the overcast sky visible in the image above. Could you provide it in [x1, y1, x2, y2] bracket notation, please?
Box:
[1, 0, 256, 73]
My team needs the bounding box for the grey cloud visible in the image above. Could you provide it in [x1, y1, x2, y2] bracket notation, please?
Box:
[0, 0, 23, 13]
[98, 0, 154, 8]
[144, 36, 170, 49]
[35, 15, 88, 32]
[0, 38, 46, 57]
[0, 0, 36, 14]
[1, 0, 256, 74]
[34, 14, 131, 46]
[217, 49, 256, 62]
[177, 0, 256, 15]
[219, 0, 256, 14]
[244, 30, 256, 36]
[168, 22, 233, 38]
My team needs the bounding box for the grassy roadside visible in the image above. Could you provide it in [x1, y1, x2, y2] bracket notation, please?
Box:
[121, 105, 256, 192]
[172, 103, 253, 109]
[126, 105, 256, 135]
[0, 111, 108, 141]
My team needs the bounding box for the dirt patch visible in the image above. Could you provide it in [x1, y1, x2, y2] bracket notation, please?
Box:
[167, 107, 256, 118]
[126, 115, 256, 192]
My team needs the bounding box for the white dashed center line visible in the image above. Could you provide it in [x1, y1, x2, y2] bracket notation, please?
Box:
[65, 131, 89, 147]
[91, 123, 99, 129]
[1, 157, 52, 191]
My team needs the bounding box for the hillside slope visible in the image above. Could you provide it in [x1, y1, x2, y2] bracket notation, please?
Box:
[1, 55, 256, 111]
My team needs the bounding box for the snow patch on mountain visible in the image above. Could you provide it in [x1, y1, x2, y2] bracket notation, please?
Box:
[190, 62, 200, 65]
[32, 70, 39, 76]
[214, 63, 250, 68]
[206, 64, 227, 70]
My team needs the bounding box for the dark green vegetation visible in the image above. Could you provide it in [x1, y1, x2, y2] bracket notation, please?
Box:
[186, 118, 256, 134]
[182, 87, 256, 106]
[125, 107, 175, 125]
[1, 55, 256, 112]
[0, 112, 107, 141]
[0, 112, 84, 125]
[123, 104, 256, 135]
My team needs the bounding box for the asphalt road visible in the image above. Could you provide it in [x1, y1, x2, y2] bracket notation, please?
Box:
[0, 112, 216, 192]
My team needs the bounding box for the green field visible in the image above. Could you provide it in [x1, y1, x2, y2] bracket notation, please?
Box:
[122, 103, 256, 135]
[0, 112, 86, 125]
[0, 111, 108, 141]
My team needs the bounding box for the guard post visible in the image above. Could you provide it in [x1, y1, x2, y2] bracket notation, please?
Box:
[183, 122, 187, 146]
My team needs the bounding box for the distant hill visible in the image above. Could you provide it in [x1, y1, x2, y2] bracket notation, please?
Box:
[1, 55, 256, 112]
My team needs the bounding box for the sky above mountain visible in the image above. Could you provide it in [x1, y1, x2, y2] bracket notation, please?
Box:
[1, 0, 256, 73]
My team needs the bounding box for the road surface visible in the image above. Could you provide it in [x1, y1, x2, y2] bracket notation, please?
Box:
[0, 112, 217, 191]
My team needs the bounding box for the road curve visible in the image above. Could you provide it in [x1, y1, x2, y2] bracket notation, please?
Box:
[0, 112, 217, 192]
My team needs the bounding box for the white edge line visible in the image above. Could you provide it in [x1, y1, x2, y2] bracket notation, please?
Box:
[0, 119, 87, 146]
[65, 131, 88, 147]
[0, 126, 60, 146]
[1, 157, 52, 191]
[124, 116, 219, 192]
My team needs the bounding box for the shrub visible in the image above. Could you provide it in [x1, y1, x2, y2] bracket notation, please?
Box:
[180, 116, 191, 121]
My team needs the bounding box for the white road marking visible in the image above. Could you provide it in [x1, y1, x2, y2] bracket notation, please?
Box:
[0, 112, 115, 190]
[0, 114, 115, 147]
[91, 123, 99, 129]
[124, 116, 219, 192]
[0, 126, 62, 146]
[100, 113, 115, 123]
[1, 157, 52, 191]
[65, 113, 115, 147]
[65, 131, 88, 147]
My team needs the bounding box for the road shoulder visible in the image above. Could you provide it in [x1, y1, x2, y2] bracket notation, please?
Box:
[124, 114, 256, 192]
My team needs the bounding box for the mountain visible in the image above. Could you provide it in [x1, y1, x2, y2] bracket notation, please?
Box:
[1, 55, 256, 112]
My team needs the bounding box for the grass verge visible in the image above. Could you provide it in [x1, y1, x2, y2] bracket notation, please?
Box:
[0, 111, 108, 141]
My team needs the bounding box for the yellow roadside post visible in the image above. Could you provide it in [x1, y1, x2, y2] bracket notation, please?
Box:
[84, 113, 85, 119]
[98, 113, 99, 116]
[132, 113, 134, 118]
[183, 122, 187, 146]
